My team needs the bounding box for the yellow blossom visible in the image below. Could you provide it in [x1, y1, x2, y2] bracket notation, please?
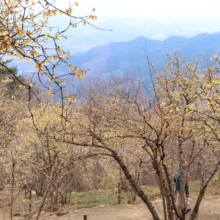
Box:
[19, 85, 25, 89]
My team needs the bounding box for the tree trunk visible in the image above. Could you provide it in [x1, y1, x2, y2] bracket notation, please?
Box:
[189, 157, 220, 220]
[199, 154, 204, 190]
[10, 160, 15, 220]
[156, 171, 167, 220]
[126, 180, 132, 204]
[112, 152, 160, 220]
[54, 168, 61, 206]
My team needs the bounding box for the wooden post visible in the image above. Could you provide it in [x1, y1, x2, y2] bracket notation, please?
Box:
[118, 182, 121, 204]
[29, 190, 32, 214]
[126, 180, 131, 204]
[84, 214, 87, 220]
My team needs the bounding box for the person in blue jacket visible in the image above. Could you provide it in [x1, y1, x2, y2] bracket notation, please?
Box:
[174, 161, 191, 212]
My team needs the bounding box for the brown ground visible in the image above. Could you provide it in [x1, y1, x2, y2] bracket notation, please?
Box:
[1, 196, 220, 220]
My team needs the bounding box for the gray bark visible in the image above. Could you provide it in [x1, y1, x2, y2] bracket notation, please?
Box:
[189, 157, 220, 220]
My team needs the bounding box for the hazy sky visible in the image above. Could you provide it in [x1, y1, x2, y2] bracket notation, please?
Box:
[55, 0, 220, 25]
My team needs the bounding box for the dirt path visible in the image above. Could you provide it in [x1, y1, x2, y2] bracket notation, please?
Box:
[1, 197, 220, 220]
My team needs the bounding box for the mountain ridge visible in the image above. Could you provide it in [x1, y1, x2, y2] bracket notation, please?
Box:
[19, 31, 220, 94]
[54, 32, 220, 79]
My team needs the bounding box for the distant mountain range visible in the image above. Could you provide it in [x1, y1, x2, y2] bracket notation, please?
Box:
[12, 17, 220, 75]
[14, 31, 220, 94]
[61, 17, 220, 52]
[12, 17, 220, 62]
[54, 32, 220, 80]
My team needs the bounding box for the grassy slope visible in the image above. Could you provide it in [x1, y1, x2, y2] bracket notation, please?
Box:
[69, 179, 220, 208]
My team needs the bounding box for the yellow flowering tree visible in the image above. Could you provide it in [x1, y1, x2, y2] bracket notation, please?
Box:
[53, 54, 220, 220]
[0, 0, 98, 105]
